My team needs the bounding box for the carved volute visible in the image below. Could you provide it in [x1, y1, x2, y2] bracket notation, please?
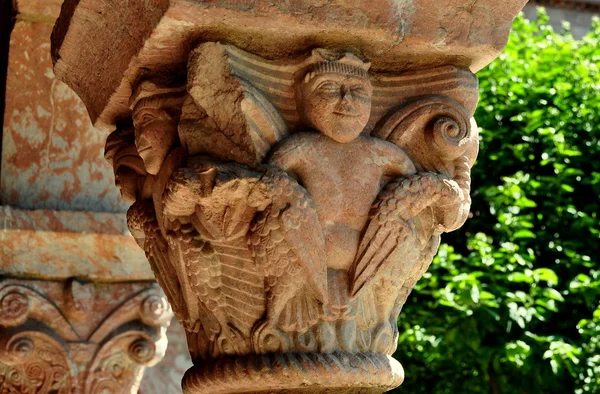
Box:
[51, 1, 527, 392]
[0, 279, 172, 394]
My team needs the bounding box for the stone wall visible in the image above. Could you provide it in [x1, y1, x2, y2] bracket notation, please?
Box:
[0, 0, 191, 392]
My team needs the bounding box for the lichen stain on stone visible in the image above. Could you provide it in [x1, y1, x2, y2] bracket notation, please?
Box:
[2, 22, 128, 212]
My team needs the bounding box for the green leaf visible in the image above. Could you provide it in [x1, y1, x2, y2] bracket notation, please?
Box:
[542, 288, 565, 302]
[533, 268, 559, 285]
[513, 229, 536, 239]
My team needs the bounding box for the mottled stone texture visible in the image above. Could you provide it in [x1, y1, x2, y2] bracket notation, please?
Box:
[0, 206, 151, 280]
[13, 0, 63, 19]
[0, 278, 173, 393]
[1, 0, 192, 391]
[1, 15, 127, 212]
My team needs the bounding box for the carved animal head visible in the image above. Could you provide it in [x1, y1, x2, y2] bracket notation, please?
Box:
[299, 50, 372, 143]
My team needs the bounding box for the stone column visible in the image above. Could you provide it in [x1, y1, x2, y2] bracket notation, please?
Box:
[51, 1, 527, 393]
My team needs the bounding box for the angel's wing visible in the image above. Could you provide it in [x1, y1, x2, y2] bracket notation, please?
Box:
[370, 68, 479, 233]
[166, 225, 264, 341]
[350, 213, 418, 298]
[350, 173, 460, 297]
[161, 161, 268, 340]
[394, 233, 442, 310]
[249, 169, 328, 304]
[126, 201, 194, 330]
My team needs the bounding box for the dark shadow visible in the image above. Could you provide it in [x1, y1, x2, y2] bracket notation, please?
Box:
[0, 0, 17, 195]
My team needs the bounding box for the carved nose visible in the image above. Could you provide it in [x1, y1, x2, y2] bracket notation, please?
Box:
[136, 134, 151, 152]
[341, 87, 352, 102]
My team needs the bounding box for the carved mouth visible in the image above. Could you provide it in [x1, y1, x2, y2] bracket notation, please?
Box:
[137, 146, 152, 154]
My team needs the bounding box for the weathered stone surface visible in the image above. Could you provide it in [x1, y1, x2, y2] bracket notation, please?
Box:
[102, 44, 479, 393]
[52, 1, 526, 392]
[2, 3, 190, 389]
[0, 206, 151, 280]
[0, 278, 172, 393]
[139, 319, 193, 394]
[2, 19, 127, 212]
[52, 0, 527, 128]
[14, 0, 63, 21]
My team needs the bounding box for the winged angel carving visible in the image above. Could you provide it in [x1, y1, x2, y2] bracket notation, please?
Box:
[109, 43, 479, 361]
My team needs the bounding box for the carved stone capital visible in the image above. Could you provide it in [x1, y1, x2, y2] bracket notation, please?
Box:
[101, 46, 476, 393]
[52, 1, 526, 392]
[0, 278, 172, 393]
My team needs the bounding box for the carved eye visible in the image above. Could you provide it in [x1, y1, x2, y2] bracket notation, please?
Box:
[351, 86, 369, 97]
[317, 81, 340, 93]
[140, 113, 156, 125]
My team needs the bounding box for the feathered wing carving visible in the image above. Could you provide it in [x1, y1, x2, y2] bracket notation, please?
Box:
[166, 223, 258, 357]
[248, 168, 327, 335]
[119, 45, 484, 363]
[373, 94, 480, 232]
[161, 159, 269, 357]
[161, 158, 327, 354]
[350, 75, 480, 339]
[127, 201, 191, 327]
[350, 173, 462, 299]
[393, 231, 442, 314]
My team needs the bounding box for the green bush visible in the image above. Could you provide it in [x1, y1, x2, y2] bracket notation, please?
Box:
[394, 10, 600, 394]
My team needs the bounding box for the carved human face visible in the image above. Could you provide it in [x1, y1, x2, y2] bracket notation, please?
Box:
[300, 72, 372, 143]
[115, 166, 140, 203]
[133, 107, 178, 175]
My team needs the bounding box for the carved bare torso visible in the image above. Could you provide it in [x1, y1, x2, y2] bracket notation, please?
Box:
[270, 132, 416, 270]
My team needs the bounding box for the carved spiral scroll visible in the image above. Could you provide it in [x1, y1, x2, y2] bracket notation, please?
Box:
[373, 95, 475, 170]
[128, 338, 156, 365]
[431, 115, 469, 148]
[0, 291, 30, 327]
[0, 331, 72, 393]
[373, 95, 478, 232]
[5, 336, 35, 361]
[140, 294, 172, 326]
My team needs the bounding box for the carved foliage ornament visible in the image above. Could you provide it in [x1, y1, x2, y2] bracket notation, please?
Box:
[0, 279, 172, 394]
[107, 43, 479, 393]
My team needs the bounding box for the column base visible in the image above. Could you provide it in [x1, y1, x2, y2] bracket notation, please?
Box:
[183, 352, 404, 394]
